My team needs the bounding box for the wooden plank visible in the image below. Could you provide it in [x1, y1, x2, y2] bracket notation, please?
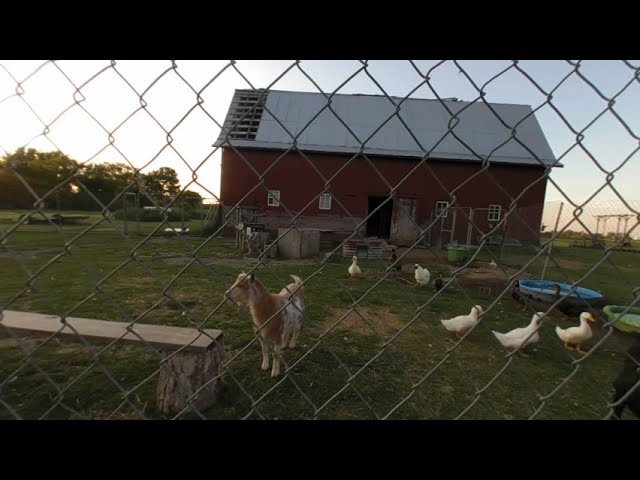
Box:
[0, 310, 223, 353]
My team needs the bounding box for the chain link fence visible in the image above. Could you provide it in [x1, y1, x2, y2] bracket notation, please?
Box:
[0, 60, 639, 420]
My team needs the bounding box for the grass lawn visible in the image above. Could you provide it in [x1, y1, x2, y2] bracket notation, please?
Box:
[1, 213, 639, 420]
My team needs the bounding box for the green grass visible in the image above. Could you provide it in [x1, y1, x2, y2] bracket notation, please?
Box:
[0, 209, 214, 237]
[1, 217, 639, 420]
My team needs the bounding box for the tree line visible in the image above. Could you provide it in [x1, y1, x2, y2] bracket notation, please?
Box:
[543, 229, 633, 242]
[0, 148, 203, 211]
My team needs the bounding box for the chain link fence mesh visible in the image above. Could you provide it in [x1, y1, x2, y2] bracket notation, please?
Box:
[0, 60, 639, 420]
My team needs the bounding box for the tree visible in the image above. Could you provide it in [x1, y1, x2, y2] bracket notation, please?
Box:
[0, 149, 185, 212]
[74, 162, 136, 210]
[1, 148, 78, 209]
[140, 167, 181, 206]
[0, 168, 31, 209]
[181, 190, 203, 210]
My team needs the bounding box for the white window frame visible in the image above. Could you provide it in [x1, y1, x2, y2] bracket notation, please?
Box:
[267, 190, 280, 207]
[488, 204, 502, 222]
[319, 193, 332, 210]
[435, 201, 449, 218]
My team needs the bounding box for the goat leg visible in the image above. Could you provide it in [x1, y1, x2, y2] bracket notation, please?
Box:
[260, 339, 270, 371]
[271, 345, 283, 378]
[289, 328, 300, 349]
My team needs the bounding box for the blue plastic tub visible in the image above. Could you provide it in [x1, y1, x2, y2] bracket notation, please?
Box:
[516, 280, 605, 315]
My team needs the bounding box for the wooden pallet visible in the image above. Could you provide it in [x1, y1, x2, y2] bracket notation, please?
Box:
[342, 238, 385, 260]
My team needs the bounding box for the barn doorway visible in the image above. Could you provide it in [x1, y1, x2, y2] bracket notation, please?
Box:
[366, 196, 392, 238]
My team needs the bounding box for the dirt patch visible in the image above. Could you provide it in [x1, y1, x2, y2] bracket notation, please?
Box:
[0, 337, 40, 350]
[458, 263, 520, 281]
[551, 258, 592, 271]
[384, 261, 534, 300]
[0, 338, 19, 349]
[392, 271, 419, 285]
[54, 343, 87, 355]
[384, 263, 525, 295]
[457, 270, 509, 289]
[454, 264, 530, 295]
[163, 256, 319, 269]
[440, 384, 455, 395]
[322, 306, 411, 339]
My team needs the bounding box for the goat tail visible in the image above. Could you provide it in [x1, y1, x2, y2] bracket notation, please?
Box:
[289, 275, 306, 305]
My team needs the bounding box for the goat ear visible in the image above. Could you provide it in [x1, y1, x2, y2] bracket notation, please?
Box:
[249, 274, 255, 283]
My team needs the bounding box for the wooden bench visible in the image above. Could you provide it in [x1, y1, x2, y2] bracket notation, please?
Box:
[0, 310, 225, 416]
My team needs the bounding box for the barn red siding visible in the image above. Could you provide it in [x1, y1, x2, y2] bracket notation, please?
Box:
[220, 148, 548, 245]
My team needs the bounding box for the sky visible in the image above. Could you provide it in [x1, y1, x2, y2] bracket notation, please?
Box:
[0, 60, 638, 232]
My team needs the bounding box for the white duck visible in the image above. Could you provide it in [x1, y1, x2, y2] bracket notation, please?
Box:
[414, 264, 431, 287]
[489, 259, 497, 268]
[492, 312, 545, 357]
[555, 311, 597, 354]
[441, 305, 484, 339]
[348, 255, 362, 280]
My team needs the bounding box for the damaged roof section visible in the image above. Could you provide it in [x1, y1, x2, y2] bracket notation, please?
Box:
[215, 89, 558, 167]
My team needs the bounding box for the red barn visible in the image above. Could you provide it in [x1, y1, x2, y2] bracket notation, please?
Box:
[216, 89, 557, 247]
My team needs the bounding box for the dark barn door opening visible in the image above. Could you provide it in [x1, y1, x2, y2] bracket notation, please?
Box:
[366, 196, 392, 238]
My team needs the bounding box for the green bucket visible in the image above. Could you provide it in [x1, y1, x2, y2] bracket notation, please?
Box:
[448, 247, 467, 263]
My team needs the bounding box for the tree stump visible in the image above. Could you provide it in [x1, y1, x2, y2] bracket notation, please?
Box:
[156, 337, 225, 416]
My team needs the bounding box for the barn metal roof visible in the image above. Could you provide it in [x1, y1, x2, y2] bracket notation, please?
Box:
[214, 89, 558, 167]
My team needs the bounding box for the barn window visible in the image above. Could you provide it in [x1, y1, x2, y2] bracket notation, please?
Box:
[222, 89, 268, 140]
[488, 204, 502, 222]
[267, 190, 280, 207]
[435, 201, 449, 218]
[319, 193, 332, 210]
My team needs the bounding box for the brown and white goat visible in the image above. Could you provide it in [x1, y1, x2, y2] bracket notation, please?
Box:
[225, 273, 305, 378]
